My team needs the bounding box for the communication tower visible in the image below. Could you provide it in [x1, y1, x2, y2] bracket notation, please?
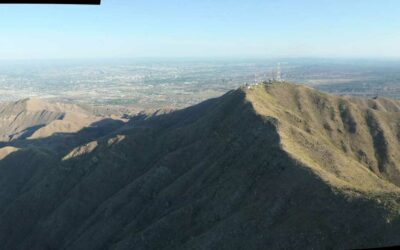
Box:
[276, 63, 282, 82]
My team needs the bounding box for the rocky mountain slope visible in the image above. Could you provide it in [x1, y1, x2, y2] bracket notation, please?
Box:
[0, 98, 99, 141]
[1, 83, 400, 249]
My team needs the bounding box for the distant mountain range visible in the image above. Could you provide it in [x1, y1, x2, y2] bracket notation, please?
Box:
[0, 98, 97, 142]
[1, 82, 400, 249]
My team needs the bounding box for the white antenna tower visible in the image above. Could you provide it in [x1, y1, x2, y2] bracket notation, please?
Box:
[276, 63, 282, 82]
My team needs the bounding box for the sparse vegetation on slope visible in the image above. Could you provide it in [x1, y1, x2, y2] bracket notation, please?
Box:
[246, 83, 400, 191]
[1, 83, 400, 249]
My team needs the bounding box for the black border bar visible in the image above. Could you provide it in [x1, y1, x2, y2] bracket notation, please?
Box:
[0, 0, 100, 4]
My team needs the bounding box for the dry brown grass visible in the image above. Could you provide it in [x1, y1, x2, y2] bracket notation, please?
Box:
[245, 83, 400, 198]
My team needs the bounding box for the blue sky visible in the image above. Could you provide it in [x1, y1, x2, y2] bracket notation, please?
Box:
[0, 0, 400, 59]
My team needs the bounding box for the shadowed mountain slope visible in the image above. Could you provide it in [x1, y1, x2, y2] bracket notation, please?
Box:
[1, 83, 400, 249]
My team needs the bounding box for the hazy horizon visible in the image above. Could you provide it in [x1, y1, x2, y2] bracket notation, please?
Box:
[3, 56, 400, 64]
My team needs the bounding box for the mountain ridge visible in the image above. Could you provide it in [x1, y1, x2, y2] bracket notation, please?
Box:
[0, 98, 100, 142]
[244, 83, 400, 192]
[1, 83, 400, 249]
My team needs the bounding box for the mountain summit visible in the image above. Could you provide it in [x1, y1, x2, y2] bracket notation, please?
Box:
[246, 82, 400, 191]
[1, 83, 400, 249]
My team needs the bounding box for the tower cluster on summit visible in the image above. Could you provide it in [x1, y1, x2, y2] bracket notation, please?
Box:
[244, 63, 284, 89]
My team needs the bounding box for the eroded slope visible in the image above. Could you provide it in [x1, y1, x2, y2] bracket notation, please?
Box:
[0, 85, 400, 249]
[246, 83, 400, 191]
[0, 98, 98, 141]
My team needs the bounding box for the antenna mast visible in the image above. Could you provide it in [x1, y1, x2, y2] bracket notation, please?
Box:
[276, 63, 282, 82]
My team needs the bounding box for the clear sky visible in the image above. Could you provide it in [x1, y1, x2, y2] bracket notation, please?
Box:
[0, 0, 400, 60]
